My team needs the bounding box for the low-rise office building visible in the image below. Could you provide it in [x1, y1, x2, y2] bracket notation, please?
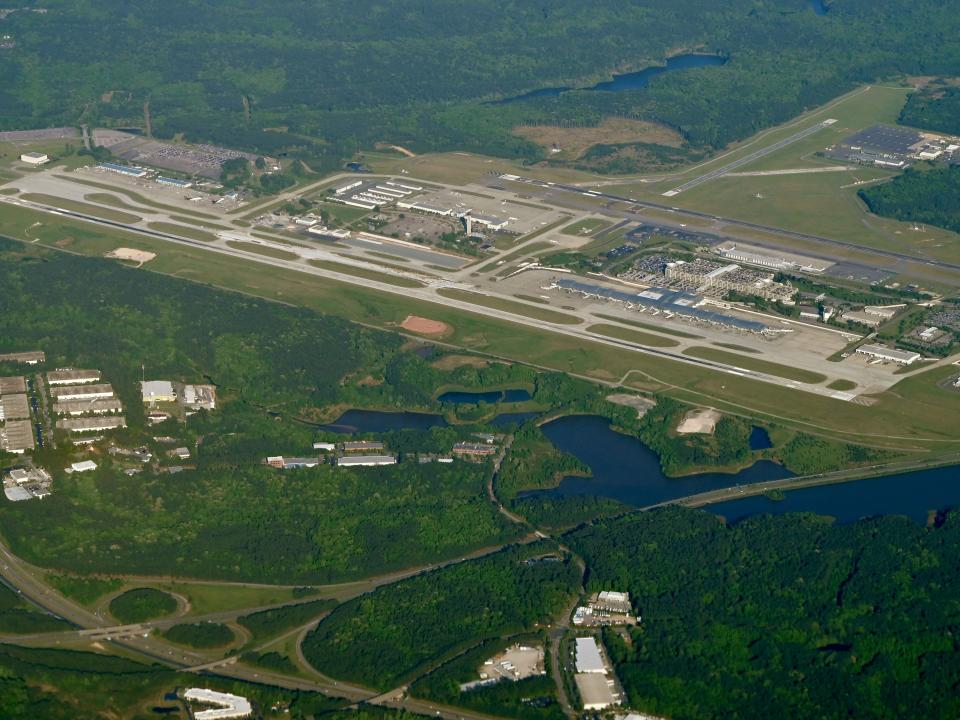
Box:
[20, 152, 48, 165]
[336, 454, 397, 467]
[141, 380, 176, 403]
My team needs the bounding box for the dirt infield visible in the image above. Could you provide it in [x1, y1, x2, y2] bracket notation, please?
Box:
[401, 315, 451, 335]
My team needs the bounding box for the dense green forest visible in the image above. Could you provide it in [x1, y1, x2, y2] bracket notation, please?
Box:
[859, 166, 960, 234]
[302, 544, 580, 690]
[2, 1, 960, 171]
[567, 507, 960, 720]
[899, 79, 960, 135]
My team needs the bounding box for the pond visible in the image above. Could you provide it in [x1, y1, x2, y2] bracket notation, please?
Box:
[437, 388, 532, 404]
[523, 415, 793, 508]
[493, 53, 727, 105]
[320, 409, 448, 434]
[749, 426, 773, 450]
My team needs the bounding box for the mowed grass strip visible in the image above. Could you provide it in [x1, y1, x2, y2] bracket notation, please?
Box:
[21, 193, 141, 224]
[85, 192, 150, 213]
[57, 174, 219, 219]
[828, 379, 857, 391]
[308, 259, 425, 288]
[147, 221, 217, 242]
[437, 288, 582, 325]
[226, 240, 300, 261]
[587, 323, 680, 348]
[713, 342, 761, 354]
[683, 346, 828, 384]
[592, 313, 703, 339]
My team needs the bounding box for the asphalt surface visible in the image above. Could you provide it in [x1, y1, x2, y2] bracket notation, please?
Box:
[662, 120, 835, 195]
[504, 175, 960, 274]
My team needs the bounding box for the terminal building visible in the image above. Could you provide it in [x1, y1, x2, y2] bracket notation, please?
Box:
[552, 277, 768, 333]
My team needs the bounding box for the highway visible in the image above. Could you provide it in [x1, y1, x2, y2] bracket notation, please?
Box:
[662, 120, 836, 196]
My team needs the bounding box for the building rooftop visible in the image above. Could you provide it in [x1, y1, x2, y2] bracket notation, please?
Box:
[184, 688, 253, 720]
[57, 416, 127, 432]
[142, 380, 175, 400]
[53, 398, 124, 415]
[336, 454, 397, 466]
[0, 394, 30, 420]
[575, 637, 606, 673]
[46, 368, 101, 385]
[0, 376, 27, 394]
[49, 383, 114, 399]
[0, 351, 45, 364]
[1, 419, 34, 453]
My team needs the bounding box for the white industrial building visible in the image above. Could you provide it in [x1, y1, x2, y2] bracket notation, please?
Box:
[183, 688, 253, 720]
[57, 416, 126, 433]
[53, 398, 124, 416]
[47, 369, 102, 385]
[20, 151, 49, 165]
[141, 380, 176, 403]
[336, 454, 397, 467]
[575, 637, 606, 673]
[575, 673, 620, 711]
[856, 344, 921, 365]
[66, 460, 97, 473]
[49, 383, 114, 401]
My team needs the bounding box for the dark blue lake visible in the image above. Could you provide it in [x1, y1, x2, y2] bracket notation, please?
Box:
[710, 465, 960, 525]
[525, 415, 793, 508]
[493, 53, 727, 105]
[321, 410, 448, 434]
[438, 388, 532, 405]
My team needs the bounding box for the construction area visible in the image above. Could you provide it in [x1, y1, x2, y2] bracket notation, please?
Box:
[460, 644, 546, 691]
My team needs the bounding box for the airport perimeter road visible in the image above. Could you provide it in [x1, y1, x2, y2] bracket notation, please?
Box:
[504, 175, 960, 275]
[662, 120, 836, 196]
[0, 193, 891, 403]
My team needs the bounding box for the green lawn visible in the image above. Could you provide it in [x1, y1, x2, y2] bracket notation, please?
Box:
[308, 259, 425, 288]
[108, 589, 178, 624]
[57, 174, 220, 219]
[226, 240, 300, 260]
[591, 312, 703, 339]
[683, 346, 828, 384]
[21, 193, 141, 224]
[560, 218, 612, 236]
[587, 323, 680, 348]
[147, 221, 217, 242]
[436, 288, 583, 325]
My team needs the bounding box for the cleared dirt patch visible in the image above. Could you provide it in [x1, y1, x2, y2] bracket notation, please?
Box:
[513, 117, 683, 159]
[105, 247, 156, 266]
[677, 407, 722, 435]
[401, 315, 451, 335]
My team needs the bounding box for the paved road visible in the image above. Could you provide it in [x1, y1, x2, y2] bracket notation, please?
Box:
[662, 120, 835, 196]
[504, 175, 960, 275]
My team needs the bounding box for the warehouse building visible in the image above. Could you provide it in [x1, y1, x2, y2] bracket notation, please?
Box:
[53, 398, 124, 416]
[342, 440, 386, 453]
[0, 394, 30, 421]
[181, 384, 216, 410]
[452, 442, 498, 457]
[855, 344, 921, 366]
[47, 369, 101, 386]
[1, 419, 35, 454]
[575, 637, 607, 674]
[49, 383, 115, 401]
[575, 673, 621, 712]
[0, 351, 44, 364]
[336, 455, 397, 467]
[20, 152, 49, 165]
[0, 376, 27, 394]
[141, 380, 176, 403]
[57, 416, 127, 433]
